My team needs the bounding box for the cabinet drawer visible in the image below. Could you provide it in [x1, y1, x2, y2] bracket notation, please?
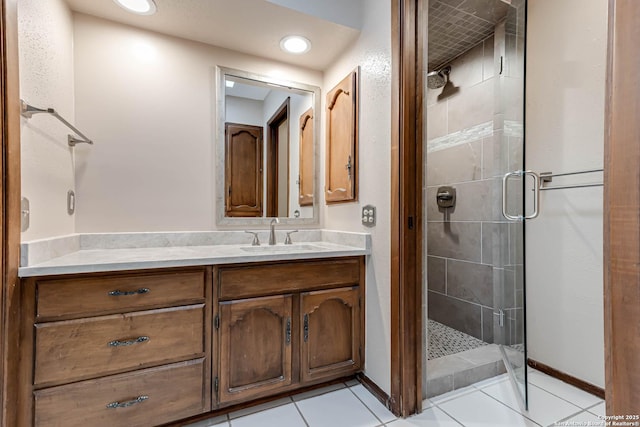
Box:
[34, 305, 204, 386]
[34, 358, 207, 427]
[36, 269, 206, 319]
[219, 258, 360, 300]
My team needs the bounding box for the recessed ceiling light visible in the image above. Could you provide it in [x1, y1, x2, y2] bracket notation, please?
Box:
[225, 80, 235, 88]
[280, 36, 311, 55]
[113, 0, 157, 15]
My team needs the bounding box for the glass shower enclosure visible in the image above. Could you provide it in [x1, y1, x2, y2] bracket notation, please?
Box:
[424, 0, 529, 408]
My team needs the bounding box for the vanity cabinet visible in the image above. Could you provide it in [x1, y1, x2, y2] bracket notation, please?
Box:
[20, 268, 212, 427]
[218, 294, 293, 404]
[300, 287, 361, 383]
[20, 256, 364, 426]
[215, 257, 364, 407]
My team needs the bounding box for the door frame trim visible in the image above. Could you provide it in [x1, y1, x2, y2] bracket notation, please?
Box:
[390, 0, 424, 417]
[604, 0, 640, 413]
[1, 0, 23, 425]
[266, 97, 290, 217]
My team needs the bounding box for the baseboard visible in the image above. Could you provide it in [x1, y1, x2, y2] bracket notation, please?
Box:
[357, 373, 396, 414]
[527, 359, 605, 399]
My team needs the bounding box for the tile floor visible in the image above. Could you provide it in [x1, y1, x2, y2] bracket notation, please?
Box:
[427, 320, 488, 360]
[187, 368, 605, 427]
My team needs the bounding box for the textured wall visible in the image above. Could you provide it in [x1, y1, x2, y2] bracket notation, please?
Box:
[18, 0, 76, 240]
[322, 0, 392, 394]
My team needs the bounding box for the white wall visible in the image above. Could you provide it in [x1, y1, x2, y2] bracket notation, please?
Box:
[225, 96, 264, 126]
[18, 0, 75, 240]
[72, 13, 322, 232]
[526, 0, 607, 387]
[322, 0, 392, 393]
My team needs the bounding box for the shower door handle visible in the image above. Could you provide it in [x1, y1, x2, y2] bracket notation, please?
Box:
[502, 170, 541, 221]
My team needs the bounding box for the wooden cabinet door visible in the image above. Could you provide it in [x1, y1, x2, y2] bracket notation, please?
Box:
[299, 108, 314, 206]
[300, 287, 361, 382]
[225, 123, 263, 217]
[218, 295, 292, 404]
[325, 69, 358, 204]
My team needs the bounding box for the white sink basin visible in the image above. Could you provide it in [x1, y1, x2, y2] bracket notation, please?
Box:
[240, 244, 325, 253]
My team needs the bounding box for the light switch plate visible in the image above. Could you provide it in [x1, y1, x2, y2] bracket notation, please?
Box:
[21, 197, 29, 232]
[362, 205, 376, 227]
[67, 190, 76, 215]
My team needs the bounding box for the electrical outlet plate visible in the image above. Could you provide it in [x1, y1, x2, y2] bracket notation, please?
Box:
[362, 205, 376, 227]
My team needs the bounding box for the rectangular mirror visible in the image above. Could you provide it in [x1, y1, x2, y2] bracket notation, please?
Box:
[216, 67, 320, 225]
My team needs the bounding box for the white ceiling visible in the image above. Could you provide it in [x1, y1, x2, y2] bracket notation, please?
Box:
[226, 78, 273, 101]
[63, 0, 361, 71]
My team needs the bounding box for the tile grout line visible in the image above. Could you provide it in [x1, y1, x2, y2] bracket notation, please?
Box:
[291, 399, 311, 427]
[428, 402, 469, 427]
[527, 380, 602, 413]
[474, 385, 544, 426]
[346, 383, 394, 426]
[552, 408, 600, 427]
[585, 400, 605, 413]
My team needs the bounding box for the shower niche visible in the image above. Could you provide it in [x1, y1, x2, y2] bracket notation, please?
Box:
[424, 0, 527, 403]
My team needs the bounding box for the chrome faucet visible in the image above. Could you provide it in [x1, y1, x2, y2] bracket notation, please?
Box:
[269, 218, 280, 245]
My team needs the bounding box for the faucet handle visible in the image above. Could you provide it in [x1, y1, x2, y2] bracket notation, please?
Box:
[244, 230, 260, 246]
[284, 230, 299, 245]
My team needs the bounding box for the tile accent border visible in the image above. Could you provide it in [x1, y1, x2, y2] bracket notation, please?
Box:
[427, 121, 493, 153]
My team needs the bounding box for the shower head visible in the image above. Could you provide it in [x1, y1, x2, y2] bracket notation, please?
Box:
[427, 66, 451, 89]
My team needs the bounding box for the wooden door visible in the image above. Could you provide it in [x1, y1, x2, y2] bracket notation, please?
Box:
[225, 123, 263, 217]
[266, 99, 290, 217]
[218, 295, 292, 404]
[300, 287, 361, 383]
[325, 69, 358, 204]
[604, 0, 640, 414]
[298, 108, 314, 206]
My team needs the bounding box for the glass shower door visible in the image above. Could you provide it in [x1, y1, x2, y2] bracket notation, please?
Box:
[496, 0, 529, 409]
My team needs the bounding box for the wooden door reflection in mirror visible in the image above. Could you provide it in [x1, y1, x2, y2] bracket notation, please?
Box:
[225, 123, 263, 217]
[266, 98, 290, 217]
[299, 108, 314, 206]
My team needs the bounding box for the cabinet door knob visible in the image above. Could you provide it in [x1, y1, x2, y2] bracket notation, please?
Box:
[106, 395, 149, 409]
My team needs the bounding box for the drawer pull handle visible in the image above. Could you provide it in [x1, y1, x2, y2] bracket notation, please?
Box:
[108, 288, 150, 297]
[108, 336, 150, 347]
[106, 395, 149, 409]
[303, 314, 309, 342]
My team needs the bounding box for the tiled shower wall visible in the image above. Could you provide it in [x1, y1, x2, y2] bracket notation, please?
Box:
[426, 35, 498, 343]
[426, 13, 525, 348]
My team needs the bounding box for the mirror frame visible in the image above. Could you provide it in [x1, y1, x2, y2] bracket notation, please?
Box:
[215, 66, 321, 226]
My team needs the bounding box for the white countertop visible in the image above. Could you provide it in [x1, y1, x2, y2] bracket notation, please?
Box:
[19, 231, 371, 277]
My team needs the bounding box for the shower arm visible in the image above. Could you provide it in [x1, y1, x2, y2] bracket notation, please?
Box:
[20, 100, 94, 147]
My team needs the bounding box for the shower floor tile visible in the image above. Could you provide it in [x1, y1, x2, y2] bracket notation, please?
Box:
[428, 319, 488, 359]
